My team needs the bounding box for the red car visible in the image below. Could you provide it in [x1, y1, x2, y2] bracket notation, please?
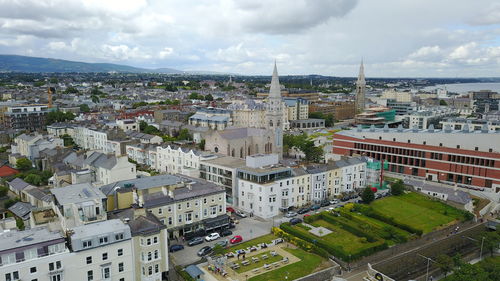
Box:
[226, 207, 235, 213]
[230, 235, 243, 244]
[303, 214, 311, 217]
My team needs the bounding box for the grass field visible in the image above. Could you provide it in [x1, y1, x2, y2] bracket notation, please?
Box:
[310, 219, 382, 252]
[224, 233, 278, 253]
[248, 248, 325, 281]
[371, 192, 464, 233]
[347, 212, 412, 244]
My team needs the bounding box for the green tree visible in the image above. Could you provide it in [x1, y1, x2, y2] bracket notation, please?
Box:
[212, 244, 225, 256]
[440, 99, 448, 106]
[46, 110, 75, 125]
[61, 134, 74, 147]
[205, 94, 214, 101]
[198, 139, 206, 150]
[176, 129, 191, 141]
[361, 187, 375, 204]
[24, 174, 43, 186]
[436, 254, 454, 277]
[64, 86, 79, 94]
[80, 104, 90, 112]
[16, 158, 32, 171]
[452, 253, 463, 268]
[143, 125, 160, 135]
[91, 95, 100, 103]
[482, 231, 500, 256]
[0, 185, 9, 197]
[390, 179, 405, 196]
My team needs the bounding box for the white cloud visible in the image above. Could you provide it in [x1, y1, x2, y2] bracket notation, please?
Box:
[409, 46, 441, 59]
[159, 47, 174, 59]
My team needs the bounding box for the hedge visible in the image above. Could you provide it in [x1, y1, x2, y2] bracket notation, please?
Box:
[271, 227, 330, 259]
[320, 213, 377, 242]
[359, 207, 423, 236]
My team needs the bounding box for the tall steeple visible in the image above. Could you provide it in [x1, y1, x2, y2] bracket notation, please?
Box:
[355, 59, 366, 112]
[266, 61, 283, 158]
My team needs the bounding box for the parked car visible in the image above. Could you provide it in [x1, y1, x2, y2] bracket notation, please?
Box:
[169, 244, 184, 252]
[310, 204, 320, 210]
[290, 218, 302, 225]
[303, 214, 311, 217]
[320, 201, 330, 207]
[297, 208, 309, 214]
[197, 246, 213, 257]
[235, 210, 247, 218]
[330, 199, 339, 204]
[340, 196, 349, 202]
[214, 240, 228, 248]
[284, 211, 298, 218]
[205, 232, 221, 241]
[188, 237, 204, 246]
[220, 229, 233, 237]
[230, 235, 243, 244]
[226, 206, 235, 213]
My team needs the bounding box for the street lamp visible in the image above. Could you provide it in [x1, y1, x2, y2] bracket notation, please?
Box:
[417, 253, 435, 281]
[463, 236, 485, 260]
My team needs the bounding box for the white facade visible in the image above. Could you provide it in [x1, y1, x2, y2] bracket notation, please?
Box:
[116, 119, 139, 132]
[155, 145, 216, 177]
[12, 133, 64, 161]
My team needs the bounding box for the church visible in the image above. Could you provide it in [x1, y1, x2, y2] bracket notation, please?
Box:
[204, 62, 285, 159]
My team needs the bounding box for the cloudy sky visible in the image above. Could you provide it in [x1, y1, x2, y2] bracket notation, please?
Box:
[0, 0, 499, 77]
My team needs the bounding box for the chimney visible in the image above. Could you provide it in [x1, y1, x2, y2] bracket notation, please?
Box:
[462, 123, 470, 133]
[428, 124, 434, 133]
[481, 123, 488, 133]
[369, 124, 375, 132]
[383, 124, 389, 132]
[397, 124, 403, 132]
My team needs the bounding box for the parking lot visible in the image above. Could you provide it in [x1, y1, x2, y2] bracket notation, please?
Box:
[170, 191, 389, 266]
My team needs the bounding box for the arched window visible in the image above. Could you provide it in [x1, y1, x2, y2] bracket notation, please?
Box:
[214, 147, 219, 153]
[248, 146, 251, 156]
[231, 148, 235, 157]
[240, 147, 243, 158]
[269, 120, 273, 127]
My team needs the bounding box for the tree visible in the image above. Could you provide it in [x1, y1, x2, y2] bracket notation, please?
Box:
[205, 94, 214, 101]
[176, 129, 191, 141]
[436, 254, 454, 277]
[440, 99, 448, 106]
[212, 244, 225, 256]
[46, 110, 75, 125]
[24, 174, 43, 186]
[452, 253, 463, 268]
[143, 125, 160, 135]
[80, 104, 90, 112]
[482, 231, 500, 256]
[16, 158, 32, 171]
[61, 134, 74, 147]
[390, 179, 405, 196]
[198, 139, 206, 150]
[139, 121, 148, 132]
[64, 86, 79, 94]
[91, 95, 100, 103]
[361, 187, 375, 204]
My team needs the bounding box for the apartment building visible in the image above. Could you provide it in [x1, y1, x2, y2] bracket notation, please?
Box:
[3, 104, 49, 131]
[188, 107, 232, 130]
[0, 227, 70, 281]
[68, 219, 134, 281]
[100, 175, 229, 239]
[73, 126, 137, 156]
[11, 133, 63, 162]
[155, 145, 216, 177]
[109, 208, 169, 281]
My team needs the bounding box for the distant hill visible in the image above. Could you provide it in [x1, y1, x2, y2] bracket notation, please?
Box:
[0, 54, 182, 73]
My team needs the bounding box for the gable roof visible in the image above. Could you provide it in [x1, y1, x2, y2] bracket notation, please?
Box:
[8, 178, 30, 191]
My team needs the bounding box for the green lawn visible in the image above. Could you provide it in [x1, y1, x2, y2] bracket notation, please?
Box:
[224, 233, 278, 253]
[233, 250, 283, 273]
[371, 192, 463, 233]
[248, 248, 325, 281]
[307, 219, 381, 253]
[348, 212, 412, 242]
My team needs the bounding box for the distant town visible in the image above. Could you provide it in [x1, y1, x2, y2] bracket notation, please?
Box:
[0, 59, 498, 281]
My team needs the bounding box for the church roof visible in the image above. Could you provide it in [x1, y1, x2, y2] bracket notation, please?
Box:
[269, 61, 281, 99]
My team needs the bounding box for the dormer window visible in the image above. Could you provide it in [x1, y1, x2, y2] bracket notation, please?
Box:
[82, 240, 93, 248]
[99, 236, 108, 244]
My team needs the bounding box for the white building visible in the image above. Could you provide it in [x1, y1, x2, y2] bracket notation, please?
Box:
[116, 119, 140, 132]
[82, 151, 137, 185]
[11, 133, 64, 162]
[68, 219, 134, 281]
[155, 145, 216, 177]
[188, 108, 232, 130]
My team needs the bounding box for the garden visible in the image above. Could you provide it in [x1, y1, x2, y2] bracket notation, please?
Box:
[279, 192, 472, 262]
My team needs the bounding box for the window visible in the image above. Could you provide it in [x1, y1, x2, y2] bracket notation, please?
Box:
[168, 206, 172, 212]
[102, 253, 108, 260]
[49, 261, 61, 271]
[148, 266, 153, 275]
[86, 256, 92, 264]
[153, 236, 158, 244]
[115, 233, 124, 240]
[148, 252, 152, 261]
[118, 262, 124, 272]
[154, 249, 159, 259]
[155, 264, 159, 273]
[5, 271, 19, 281]
[51, 274, 62, 281]
[178, 204, 181, 210]
[210, 206, 217, 215]
[99, 236, 109, 244]
[119, 279, 124, 281]
[30, 267, 37, 273]
[87, 270, 94, 281]
[83, 240, 93, 248]
[168, 217, 173, 225]
[178, 214, 182, 223]
[203, 198, 207, 204]
[102, 267, 110, 279]
[118, 248, 123, 256]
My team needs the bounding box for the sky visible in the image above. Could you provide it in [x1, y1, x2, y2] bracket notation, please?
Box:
[0, 0, 499, 77]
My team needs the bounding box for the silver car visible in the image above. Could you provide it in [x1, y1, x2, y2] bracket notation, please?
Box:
[284, 211, 298, 218]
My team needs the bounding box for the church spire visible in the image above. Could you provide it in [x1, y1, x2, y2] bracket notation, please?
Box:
[269, 61, 281, 99]
[355, 59, 366, 112]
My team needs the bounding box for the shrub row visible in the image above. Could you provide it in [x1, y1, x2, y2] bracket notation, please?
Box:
[360, 207, 423, 236]
[321, 213, 377, 242]
[280, 222, 388, 262]
[271, 227, 330, 258]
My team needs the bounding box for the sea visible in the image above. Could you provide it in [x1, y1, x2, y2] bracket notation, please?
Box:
[422, 82, 500, 93]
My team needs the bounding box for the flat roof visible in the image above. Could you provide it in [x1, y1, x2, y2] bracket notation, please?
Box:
[0, 227, 64, 253]
[51, 183, 105, 205]
[202, 156, 246, 168]
[70, 219, 129, 240]
[100, 174, 182, 196]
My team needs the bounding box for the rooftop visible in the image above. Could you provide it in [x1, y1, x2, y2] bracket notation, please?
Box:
[202, 155, 246, 168]
[70, 219, 129, 240]
[0, 227, 64, 253]
[100, 174, 182, 196]
[51, 183, 106, 205]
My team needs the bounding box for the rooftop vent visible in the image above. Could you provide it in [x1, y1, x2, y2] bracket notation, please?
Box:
[369, 125, 375, 132]
[397, 124, 403, 132]
[383, 124, 389, 133]
[428, 124, 435, 133]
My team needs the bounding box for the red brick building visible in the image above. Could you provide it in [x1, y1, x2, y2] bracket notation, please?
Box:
[332, 127, 500, 192]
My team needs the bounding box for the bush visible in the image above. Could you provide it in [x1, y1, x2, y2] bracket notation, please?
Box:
[391, 180, 405, 196]
[359, 206, 423, 236]
[361, 187, 375, 204]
